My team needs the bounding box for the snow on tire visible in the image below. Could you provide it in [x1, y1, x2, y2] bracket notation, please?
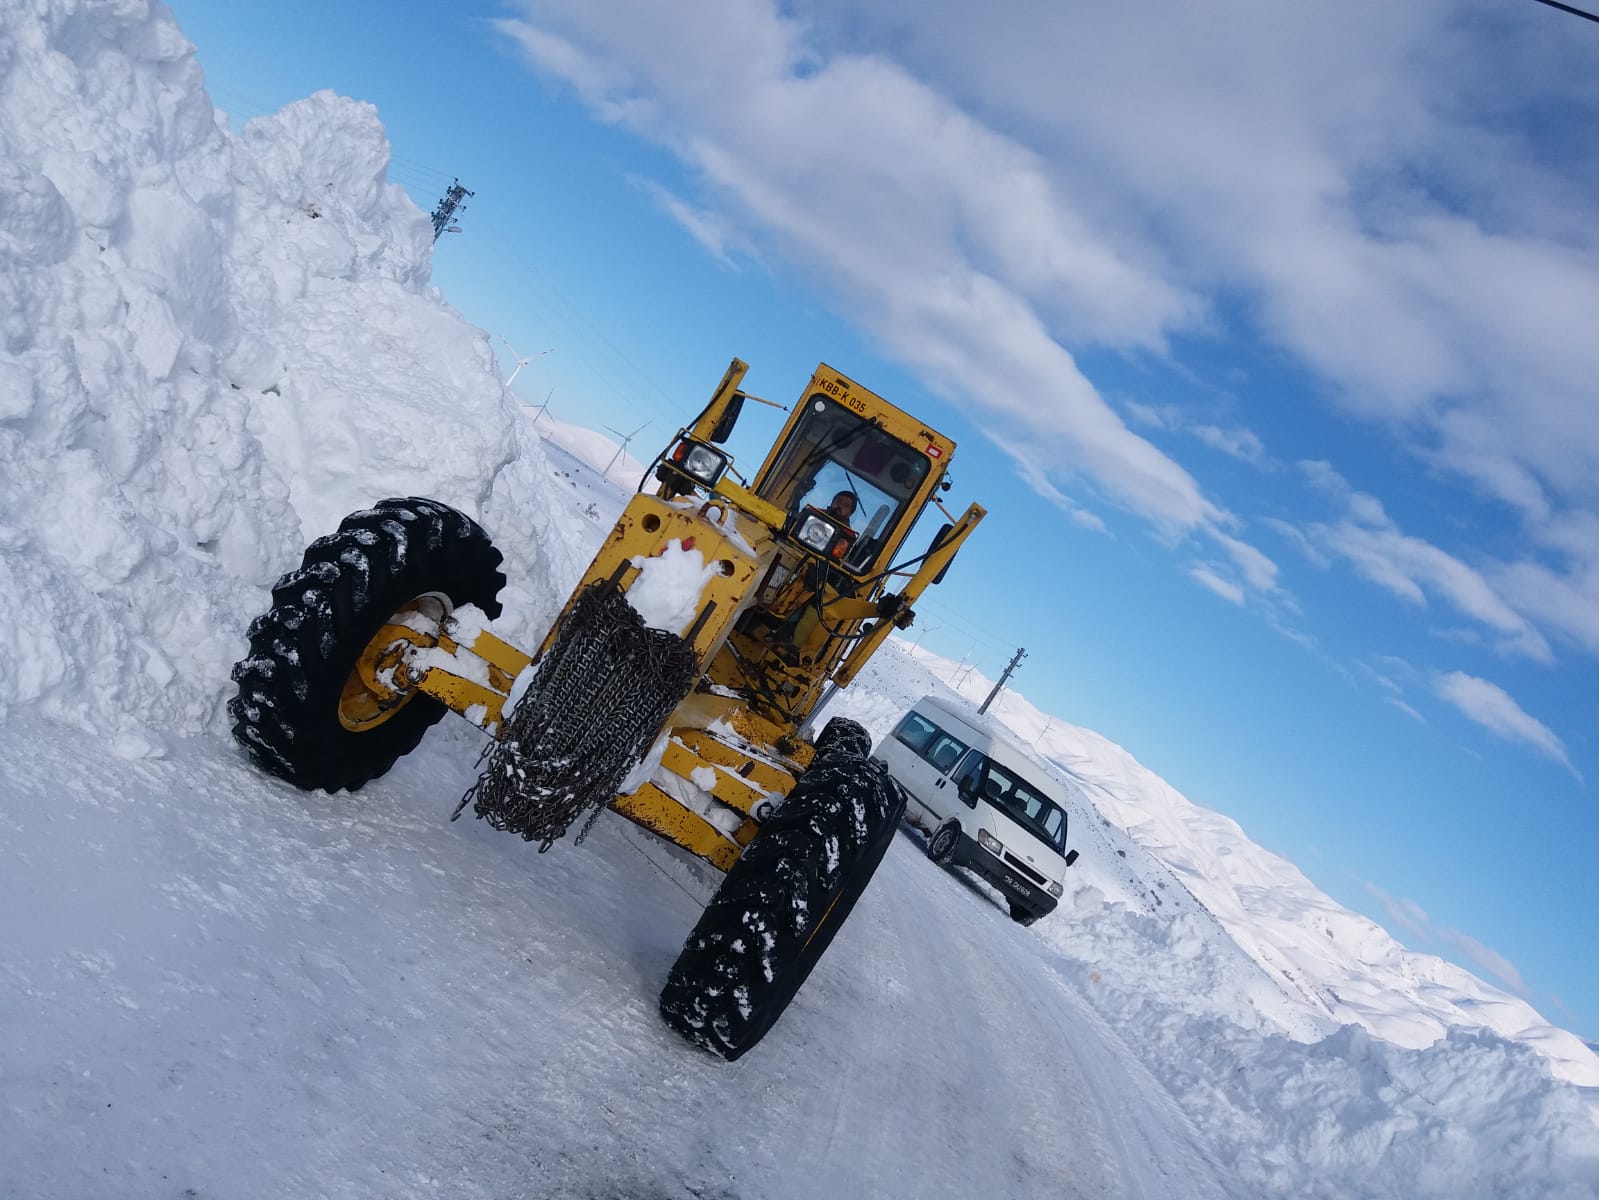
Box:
[228, 496, 505, 793]
[812, 714, 873, 760]
[658, 724, 908, 1061]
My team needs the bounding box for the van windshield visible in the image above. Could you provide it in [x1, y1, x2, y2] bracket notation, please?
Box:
[965, 759, 1068, 854]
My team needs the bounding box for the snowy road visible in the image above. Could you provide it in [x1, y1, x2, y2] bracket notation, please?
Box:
[2, 715, 1233, 1200]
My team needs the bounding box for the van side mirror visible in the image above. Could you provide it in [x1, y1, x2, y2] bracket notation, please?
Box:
[710, 392, 745, 443]
[1064, 849, 1080, 868]
[956, 776, 978, 808]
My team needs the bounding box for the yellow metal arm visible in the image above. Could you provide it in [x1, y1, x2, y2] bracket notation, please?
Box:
[830, 502, 986, 689]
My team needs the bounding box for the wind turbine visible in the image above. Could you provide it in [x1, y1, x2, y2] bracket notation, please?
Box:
[602, 420, 650, 478]
[499, 336, 553, 390]
[527, 387, 555, 428]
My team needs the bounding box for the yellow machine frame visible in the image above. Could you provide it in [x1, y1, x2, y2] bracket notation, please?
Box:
[356, 359, 984, 872]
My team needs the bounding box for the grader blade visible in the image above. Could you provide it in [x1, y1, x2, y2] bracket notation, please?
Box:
[454, 582, 699, 849]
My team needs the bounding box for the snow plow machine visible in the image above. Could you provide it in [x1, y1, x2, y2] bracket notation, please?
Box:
[229, 358, 984, 1059]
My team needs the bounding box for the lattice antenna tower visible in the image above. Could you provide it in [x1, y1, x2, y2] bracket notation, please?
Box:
[431, 178, 475, 241]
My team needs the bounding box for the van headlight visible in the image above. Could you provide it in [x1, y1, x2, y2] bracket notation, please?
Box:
[976, 829, 1004, 857]
[1047, 880, 1064, 898]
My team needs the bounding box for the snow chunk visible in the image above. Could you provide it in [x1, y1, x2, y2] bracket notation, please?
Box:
[625, 538, 719, 635]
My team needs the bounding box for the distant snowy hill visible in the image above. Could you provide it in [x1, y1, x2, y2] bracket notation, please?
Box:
[3, 2, 1597, 1198]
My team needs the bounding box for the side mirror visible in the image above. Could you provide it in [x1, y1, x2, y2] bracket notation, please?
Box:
[709, 392, 745, 443]
[1064, 849, 1080, 868]
[928, 522, 956, 585]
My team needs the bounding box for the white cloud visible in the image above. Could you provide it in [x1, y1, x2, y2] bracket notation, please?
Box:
[1363, 882, 1432, 942]
[1363, 882, 1526, 995]
[1191, 423, 1265, 464]
[1189, 564, 1244, 606]
[1438, 928, 1528, 998]
[1317, 523, 1552, 663]
[1293, 460, 1553, 663]
[1122, 401, 1266, 464]
[495, 0, 1598, 636]
[1434, 671, 1575, 776]
[1210, 529, 1278, 593]
[1385, 697, 1426, 725]
[629, 177, 753, 268]
[492, 0, 1289, 564]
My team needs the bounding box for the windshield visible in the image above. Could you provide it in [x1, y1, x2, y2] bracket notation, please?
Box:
[758, 395, 931, 572]
[966, 759, 1068, 854]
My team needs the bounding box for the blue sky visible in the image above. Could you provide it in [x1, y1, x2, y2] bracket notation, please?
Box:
[167, 0, 1598, 1039]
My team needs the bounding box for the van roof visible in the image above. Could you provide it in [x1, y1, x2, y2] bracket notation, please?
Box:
[908, 693, 1072, 804]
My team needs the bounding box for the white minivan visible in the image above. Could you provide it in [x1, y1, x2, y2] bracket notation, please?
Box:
[875, 694, 1079, 925]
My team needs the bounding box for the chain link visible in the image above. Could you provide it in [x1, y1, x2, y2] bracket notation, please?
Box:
[456, 584, 698, 850]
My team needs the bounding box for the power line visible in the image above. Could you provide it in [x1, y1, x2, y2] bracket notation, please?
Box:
[1529, 0, 1599, 23]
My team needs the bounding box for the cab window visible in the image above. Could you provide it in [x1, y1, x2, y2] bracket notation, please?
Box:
[756, 395, 930, 573]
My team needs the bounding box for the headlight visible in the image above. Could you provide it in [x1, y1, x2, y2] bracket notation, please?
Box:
[976, 828, 1004, 857]
[669, 439, 728, 487]
[1047, 880, 1064, 898]
[681, 443, 727, 485]
[794, 512, 837, 553]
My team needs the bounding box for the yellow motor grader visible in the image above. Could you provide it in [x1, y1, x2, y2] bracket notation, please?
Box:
[230, 358, 984, 1059]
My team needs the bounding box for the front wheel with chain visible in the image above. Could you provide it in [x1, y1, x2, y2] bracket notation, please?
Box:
[228, 496, 505, 792]
[658, 717, 907, 1061]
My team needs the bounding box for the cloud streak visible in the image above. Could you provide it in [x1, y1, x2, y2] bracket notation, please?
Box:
[1434, 671, 1575, 777]
[493, 0, 1283, 583]
[1363, 882, 1528, 996]
[494, 0, 1598, 680]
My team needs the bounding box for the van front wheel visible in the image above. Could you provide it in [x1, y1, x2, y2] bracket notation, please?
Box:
[927, 821, 960, 866]
[1009, 903, 1040, 927]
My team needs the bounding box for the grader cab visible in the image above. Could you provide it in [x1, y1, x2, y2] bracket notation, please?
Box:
[230, 358, 984, 1059]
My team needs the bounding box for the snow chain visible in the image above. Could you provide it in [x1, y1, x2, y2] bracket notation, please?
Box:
[454, 583, 698, 850]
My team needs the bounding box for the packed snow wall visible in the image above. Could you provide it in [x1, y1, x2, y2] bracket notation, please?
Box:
[0, 0, 579, 743]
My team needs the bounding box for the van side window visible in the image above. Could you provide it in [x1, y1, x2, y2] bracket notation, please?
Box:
[923, 732, 969, 775]
[891, 712, 939, 755]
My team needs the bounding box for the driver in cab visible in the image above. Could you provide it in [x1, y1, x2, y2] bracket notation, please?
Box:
[825, 489, 857, 532]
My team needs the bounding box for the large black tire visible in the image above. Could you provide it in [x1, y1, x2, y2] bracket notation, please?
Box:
[228, 497, 506, 793]
[1009, 903, 1040, 928]
[658, 719, 907, 1061]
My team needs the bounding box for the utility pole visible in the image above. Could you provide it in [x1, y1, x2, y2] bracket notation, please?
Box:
[431, 179, 474, 241]
[978, 647, 1026, 714]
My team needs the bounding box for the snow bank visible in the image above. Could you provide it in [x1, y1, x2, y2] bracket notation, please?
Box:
[831, 648, 1599, 1195]
[4, 2, 1598, 1196]
[1034, 885, 1599, 1199]
[0, 0, 581, 744]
